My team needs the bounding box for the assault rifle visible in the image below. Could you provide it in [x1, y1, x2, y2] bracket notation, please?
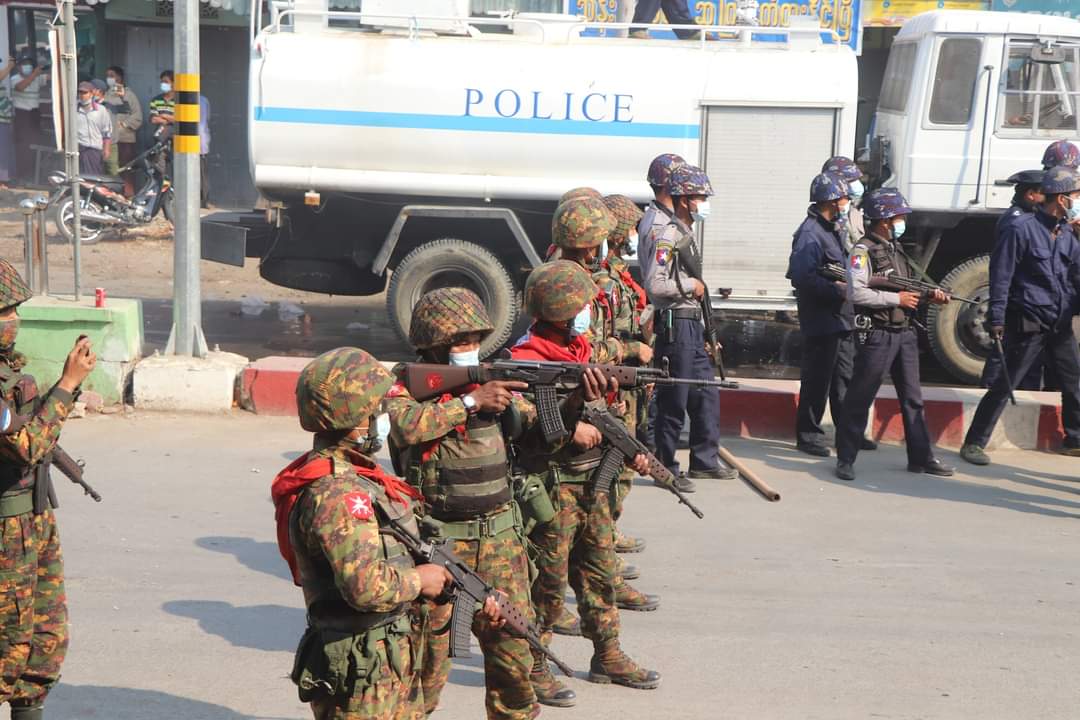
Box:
[397, 361, 728, 445]
[383, 518, 574, 677]
[821, 263, 978, 305]
[580, 400, 704, 518]
[0, 399, 101, 505]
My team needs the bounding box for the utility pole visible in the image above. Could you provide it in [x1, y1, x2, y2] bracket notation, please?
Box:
[166, 0, 208, 357]
[60, 0, 81, 300]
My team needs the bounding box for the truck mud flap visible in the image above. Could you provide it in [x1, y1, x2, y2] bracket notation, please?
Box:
[201, 211, 271, 266]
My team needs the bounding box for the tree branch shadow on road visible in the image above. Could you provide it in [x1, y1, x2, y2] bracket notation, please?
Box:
[162, 600, 304, 652]
[746, 439, 1080, 520]
[47, 684, 295, 720]
[196, 536, 293, 582]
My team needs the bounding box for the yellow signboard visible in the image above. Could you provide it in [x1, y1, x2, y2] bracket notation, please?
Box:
[865, 0, 989, 26]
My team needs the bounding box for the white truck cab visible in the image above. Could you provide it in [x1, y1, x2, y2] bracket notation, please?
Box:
[868, 10, 1080, 382]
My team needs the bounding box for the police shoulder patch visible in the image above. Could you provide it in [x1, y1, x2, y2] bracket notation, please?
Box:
[343, 491, 374, 521]
[850, 252, 867, 270]
[656, 243, 672, 266]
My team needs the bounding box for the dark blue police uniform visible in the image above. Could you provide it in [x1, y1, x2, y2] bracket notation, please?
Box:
[964, 208, 1080, 450]
[787, 207, 854, 449]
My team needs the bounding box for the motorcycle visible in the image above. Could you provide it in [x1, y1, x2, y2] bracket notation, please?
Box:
[47, 131, 175, 245]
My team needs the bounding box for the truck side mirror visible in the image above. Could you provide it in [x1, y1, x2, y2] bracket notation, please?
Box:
[1030, 44, 1066, 64]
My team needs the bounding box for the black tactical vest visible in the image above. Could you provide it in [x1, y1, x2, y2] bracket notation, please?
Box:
[859, 236, 913, 329]
[290, 463, 419, 630]
[0, 361, 38, 496]
[400, 411, 512, 521]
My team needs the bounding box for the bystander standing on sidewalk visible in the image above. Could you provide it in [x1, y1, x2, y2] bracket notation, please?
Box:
[76, 81, 112, 177]
[10, 52, 47, 183]
[102, 66, 143, 195]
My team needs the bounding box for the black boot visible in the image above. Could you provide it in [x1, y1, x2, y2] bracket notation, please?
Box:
[11, 705, 44, 720]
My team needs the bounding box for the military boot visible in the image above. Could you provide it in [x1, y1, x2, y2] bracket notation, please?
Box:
[614, 578, 660, 611]
[10, 705, 44, 720]
[588, 638, 661, 689]
[614, 529, 646, 554]
[616, 555, 640, 581]
[531, 652, 577, 707]
[551, 606, 581, 636]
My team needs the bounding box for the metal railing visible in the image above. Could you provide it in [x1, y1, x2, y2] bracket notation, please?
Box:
[20, 195, 51, 297]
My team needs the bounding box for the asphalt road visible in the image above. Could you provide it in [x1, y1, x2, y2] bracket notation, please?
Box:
[10, 414, 1079, 719]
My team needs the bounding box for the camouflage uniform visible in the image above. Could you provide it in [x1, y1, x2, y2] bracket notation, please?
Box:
[385, 288, 539, 720]
[0, 261, 74, 719]
[280, 348, 426, 720]
[514, 262, 661, 692]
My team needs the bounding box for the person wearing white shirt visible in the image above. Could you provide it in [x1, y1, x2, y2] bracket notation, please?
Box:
[10, 53, 47, 183]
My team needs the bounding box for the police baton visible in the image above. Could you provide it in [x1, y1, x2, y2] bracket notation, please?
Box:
[994, 336, 1017, 406]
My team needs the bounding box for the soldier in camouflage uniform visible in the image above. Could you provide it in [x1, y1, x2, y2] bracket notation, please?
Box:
[0, 259, 96, 720]
[272, 348, 458, 720]
[590, 195, 661, 613]
[512, 261, 661, 694]
[383, 288, 541, 719]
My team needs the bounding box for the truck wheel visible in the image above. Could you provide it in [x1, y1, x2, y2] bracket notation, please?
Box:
[387, 238, 519, 359]
[926, 255, 991, 385]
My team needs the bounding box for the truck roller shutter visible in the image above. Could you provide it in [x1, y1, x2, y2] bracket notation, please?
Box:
[700, 105, 839, 310]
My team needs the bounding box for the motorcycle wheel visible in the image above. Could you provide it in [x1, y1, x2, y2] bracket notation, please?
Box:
[161, 188, 175, 225]
[54, 197, 107, 245]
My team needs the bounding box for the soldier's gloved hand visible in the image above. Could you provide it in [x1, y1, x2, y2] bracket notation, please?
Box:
[482, 592, 507, 628]
[468, 380, 527, 414]
[638, 344, 654, 364]
[990, 325, 1004, 340]
[898, 291, 921, 310]
[417, 564, 454, 600]
[571, 421, 602, 450]
[58, 336, 96, 393]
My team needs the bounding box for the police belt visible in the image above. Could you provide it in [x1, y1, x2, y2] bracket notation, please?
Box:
[867, 324, 913, 333]
[0, 488, 32, 517]
[309, 608, 409, 635]
[663, 308, 702, 322]
[420, 502, 519, 541]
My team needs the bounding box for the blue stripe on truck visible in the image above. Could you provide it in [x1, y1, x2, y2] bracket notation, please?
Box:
[254, 106, 700, 139]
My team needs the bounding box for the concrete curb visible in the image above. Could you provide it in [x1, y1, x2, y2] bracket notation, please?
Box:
[236, 357, 1068, 451]
[133, 351, 250, 412]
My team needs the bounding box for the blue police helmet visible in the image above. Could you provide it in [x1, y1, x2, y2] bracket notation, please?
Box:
[667, 164, 714, 197]
[809, 173, 849, 202]
[862, 188, 913, 220]
[647, 153, 686, 186]
[821, 156, 863, 183]
[1043, 140, 1080, 171]
[1041, 165, 1080, 195]
[1006, 169, 1045, 187]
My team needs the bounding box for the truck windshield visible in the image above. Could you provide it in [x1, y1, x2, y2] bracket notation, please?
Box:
[879, 41, 918, 114]
[999, 39, 1080, 135]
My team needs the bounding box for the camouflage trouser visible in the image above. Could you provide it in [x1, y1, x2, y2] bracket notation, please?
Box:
[0, 509, 68, 707]
[530, 479, 618, 643]
[421, 527, 537, 720]
[309, 633, 425, 720]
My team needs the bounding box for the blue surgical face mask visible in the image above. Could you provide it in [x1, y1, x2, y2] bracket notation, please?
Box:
[600, 239, 609, 258]
[691, 199, 712, 223]
[837, 201, 850, 218]
[891, 219, 907, 240]
[848, 180, 864, 201]
[448, 349, 479, 367]
[353, 413, 391, 454]
[570, 305, 591, 336]
[375, 413, 390, 444]
[1066, 196, 1080, 222]
[625, 232, 639, 257]
[20, 64, 33, 76]
[106, 76, 117, 88]
[160, 82, 172, 93]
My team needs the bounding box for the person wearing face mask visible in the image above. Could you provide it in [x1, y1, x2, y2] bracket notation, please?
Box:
[822, 156, 866, 252]
[383, 288, 541, 719]
[960, 167, 1080, 467]
[511, 261, 659, 696]
[643, 164, 734, 483]
[637, 154, 685, 275]
[74, 81, 112, 177]
[787, 172, 874, 459]
[10, 53, 47, 184]
[591, 194, 661, 614]
[271, 347, 461, 720]
[835, 188, 954, 482]
[101, 66, 142, 196]
[0, 259, 97, 720]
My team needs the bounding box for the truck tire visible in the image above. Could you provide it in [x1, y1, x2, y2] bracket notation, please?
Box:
[387, 238, 519, 359]
[926, 255, 991, 385]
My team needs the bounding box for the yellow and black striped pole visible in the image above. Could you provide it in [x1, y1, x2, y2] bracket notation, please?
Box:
[167, 0, 208, 357]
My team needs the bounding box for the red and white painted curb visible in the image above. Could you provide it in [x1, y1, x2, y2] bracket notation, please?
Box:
[241, 358, 1067, 451]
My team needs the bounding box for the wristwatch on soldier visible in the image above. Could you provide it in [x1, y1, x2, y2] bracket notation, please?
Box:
[462, 394, 478, 414]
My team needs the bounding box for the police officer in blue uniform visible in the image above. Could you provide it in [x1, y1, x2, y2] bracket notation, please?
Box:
[835, 188, 955, 481]
[960, 166, 1080, 466]
[787, 172, 858, 457]
[641, 164, 734, 481]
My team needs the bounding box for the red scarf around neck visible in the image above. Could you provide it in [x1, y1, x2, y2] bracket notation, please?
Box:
[271, 450, 420, 586]
[511, 323, 592, 363]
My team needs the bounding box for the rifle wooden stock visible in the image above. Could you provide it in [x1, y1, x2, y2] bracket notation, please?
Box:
[717, 445, 780, 502]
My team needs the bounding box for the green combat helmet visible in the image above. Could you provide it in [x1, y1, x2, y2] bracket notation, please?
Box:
[408, 287, 494, 350]
[0, 259, 32, 310]
[296, 347, 394, 432]
[602, 195, 644, 242]
[525, 260, 597, 322]
[560, 187, 602, 204]
[552, 197, 617, 250]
